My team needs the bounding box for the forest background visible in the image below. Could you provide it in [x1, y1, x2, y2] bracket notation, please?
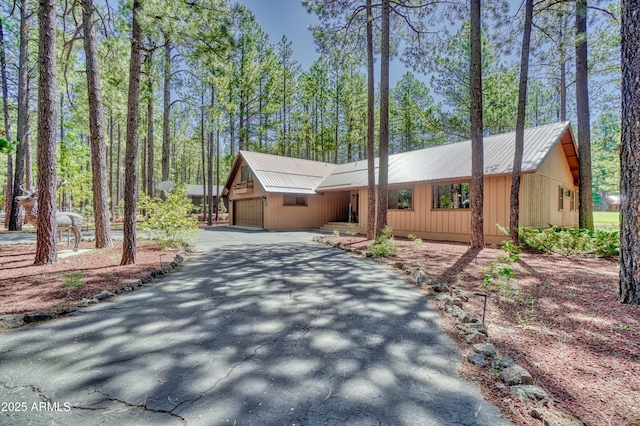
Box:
[0, 0, 621, 227]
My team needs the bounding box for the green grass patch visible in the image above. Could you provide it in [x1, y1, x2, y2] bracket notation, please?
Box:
[593, 211, 619, 228]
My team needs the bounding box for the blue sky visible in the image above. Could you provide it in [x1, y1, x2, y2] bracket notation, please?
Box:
[236, 0, 426, 86]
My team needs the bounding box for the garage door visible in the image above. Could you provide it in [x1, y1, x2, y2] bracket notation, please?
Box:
[233, 198, 264, 228]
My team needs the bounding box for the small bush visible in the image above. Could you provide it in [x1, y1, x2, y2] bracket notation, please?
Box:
[139, 186, 199, 249]
[368, 226, 398, 257]
[407, 233, 423, 246]
[518, 225, 619, 258]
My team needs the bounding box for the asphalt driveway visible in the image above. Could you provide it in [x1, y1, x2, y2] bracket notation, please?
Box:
[0, 226, 511, 425]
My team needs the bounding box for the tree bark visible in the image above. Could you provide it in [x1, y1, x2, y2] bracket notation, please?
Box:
[469, 0, 484, 249]
[575, 0, 593, 231]
[147, 73, 154, 198]
[375, 0, 390, 238]
[83, 0, 113, 249]
[559, 11, 567, 122]
[0, 16, 12, 229]
[34, 0, 58, 265]
[121, 0, 143, 265]
[207, 85, 215, 226]
[619, 0, 640, 305]
[200, 88, 207, 222]
[161, 37, 171, 182]
[366, 0, 375, 240]
[109, 111, 114, 219]
[9, 0, 30, 231]
[509, 0, 533, 244]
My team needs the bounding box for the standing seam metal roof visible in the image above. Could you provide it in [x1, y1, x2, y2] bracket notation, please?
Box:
[239, 150, 339, 194]
[316, 121, 574, 191]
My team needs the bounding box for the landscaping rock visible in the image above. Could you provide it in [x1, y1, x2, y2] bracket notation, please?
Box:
[456, 322, 488, 336]
[465, 330, 487, 344]
[76, 298, 95, 307]
[436, 294, 464, 308]
[450, 305, 465, 318]
[0, 314, 25, 329]
[459, 311, 480, 323]
[412, 269, 433, 287]
[500, 365, 534, 386]
[472, 342, 496, 358]
[512, 385, 548, 404]
[23, 311, 56, 324]
[432, 282, 450, 292]
[530, 407, 585, 426]
[467, 353, 487, 366]
[93, 290, 115, 301]
[451, 286, 469, 301]
[494, 382, 510, 393]
[492, 356, 516, 371]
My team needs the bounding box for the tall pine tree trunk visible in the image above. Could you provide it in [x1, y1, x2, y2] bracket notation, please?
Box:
[375, 0, 389, 238]
[200, 88, 207, 222]
[9, 0, 30, 231]
[121, 0, 143, 265]
[83, 0, 112, 249]
[469, 0, 485, 249]
[109, 111, 114, 219]
[619, 0, 640, 305]
[0, 17, 12, 229]
[207, 86, 215, 226]
[575, 0, 593, 231]
[509, 0, 533, 243]
[34, 0, 58, 265]
[147, 74, 154, 198]
[366, 0, 375, 239]
[162, 37, 171, 182]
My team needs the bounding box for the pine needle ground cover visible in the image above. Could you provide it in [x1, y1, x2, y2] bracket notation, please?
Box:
[323, 235, 640, 426]
[0, 240, 179, 317]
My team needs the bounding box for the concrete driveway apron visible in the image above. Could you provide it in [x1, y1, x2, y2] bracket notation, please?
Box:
[0, 226, 511, 425]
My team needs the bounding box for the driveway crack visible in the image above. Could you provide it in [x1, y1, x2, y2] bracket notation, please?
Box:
[94, 390, 187, 425]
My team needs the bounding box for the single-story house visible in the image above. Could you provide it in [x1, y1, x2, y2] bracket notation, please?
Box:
[185, 184, 229, 211]
[224, 121, 579, 244]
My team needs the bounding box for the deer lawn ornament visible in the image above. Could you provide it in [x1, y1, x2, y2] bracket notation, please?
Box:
[15, 185, 84, 252]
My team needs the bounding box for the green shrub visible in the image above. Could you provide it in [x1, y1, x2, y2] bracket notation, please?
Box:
[518, 225, 619, 258]
[407, 233, 423, 246]
[368, 226, 398, 257]
[139, 186, 199, 249]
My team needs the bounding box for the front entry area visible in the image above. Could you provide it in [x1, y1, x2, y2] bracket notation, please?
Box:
[233, 197, 264, 228]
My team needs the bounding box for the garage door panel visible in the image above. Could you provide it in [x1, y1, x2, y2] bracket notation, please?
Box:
[234, 198, 263, 228]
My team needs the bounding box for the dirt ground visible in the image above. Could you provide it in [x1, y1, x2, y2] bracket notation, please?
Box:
[0, 240, 180, 316]
[319, 235, 640, 426]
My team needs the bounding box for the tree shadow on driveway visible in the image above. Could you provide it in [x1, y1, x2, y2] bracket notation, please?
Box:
[0, 229, 511, 426]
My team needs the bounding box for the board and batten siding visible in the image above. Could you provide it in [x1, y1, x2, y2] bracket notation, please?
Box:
[356, 140, 578, 243]
[227, 159, 267, 227]
[263, 191, 350, 230]
[520, 141, 578, 228]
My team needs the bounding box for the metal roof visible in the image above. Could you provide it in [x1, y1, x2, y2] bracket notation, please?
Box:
[317, 121, 576, 191]
[239, 151, 339, 194]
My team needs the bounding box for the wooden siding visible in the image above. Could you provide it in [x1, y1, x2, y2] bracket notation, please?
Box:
[521, 142, 578, 228]
[264, 192, 350, 230]
[228, 159, 267, 226]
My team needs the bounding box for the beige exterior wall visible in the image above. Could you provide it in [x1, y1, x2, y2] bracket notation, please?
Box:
[355, 141, 578, 243]
[228, 158, 350, 229]
[520, 142, 578, 228]
[263, 192, 350, 230]
[228, 140, 577, 238]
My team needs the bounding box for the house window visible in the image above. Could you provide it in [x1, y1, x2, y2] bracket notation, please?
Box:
[241, 166, 253, 182]
[558, 187, 576, 211]
[433, 183, 470, 209]
[388, 188, 412, 210]
[284, 194, 307, 206]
